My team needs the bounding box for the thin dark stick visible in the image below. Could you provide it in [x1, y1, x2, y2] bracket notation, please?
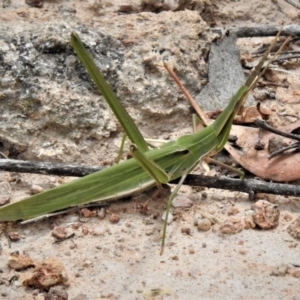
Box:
[255, 119, 300, 142]
[273, 53, 300, 64]
[212, 25, 300, 38]
[177, 175, 300, 197]
[268, 143, 300, 159]
[230, 25, 300, 38]
[2, 158, 300, 196]
[255, 119, 300, 159]
[0, 159, 102, 176]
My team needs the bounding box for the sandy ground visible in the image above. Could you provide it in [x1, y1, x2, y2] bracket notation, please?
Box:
[1, 1, 300, 299]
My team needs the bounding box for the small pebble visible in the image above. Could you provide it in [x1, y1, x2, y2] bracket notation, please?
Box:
[98, 207, 106, 219]
[52, 226, 67, 239]
[251, 200, 280, 229]
[82, 260, 93, 268]
[201, 212, 219, 224]
[30, 184, 44, 195]
[270, 268, 279, 276]
[8, 252, 35, 270]
[219, 217, 244, 234]
[181, 227, 191, 235]
[81, 226, 89, 235]
[71, 222, 81, 230]
[69, 244, 76, 250]
[278, 264, 288, 276]
[291, 270, 300, 278]
[263, 194, 277, 204]
[227, 206, 239, 216]
[201, 192, 208, 200]
[145, 228, 154, 236]
[172, 193, 193, 208]
[287, 216, 300, 239]
[48, 177, 58, 188]
[282, 212, 293, 222]
[13, 281, 21, 287]
[8, 231, 20, 241]
[92, 226, 105, 236]
[253, 89, 270, 101]
[109, 214, 120, 224]
[271, 264, 288, 276]
[81, 208, 95, 218]
[46, 286, 68, 300]
[189, 247, 195, 254]
[244, 215, 256, 229]
[65, 215, 79, 223]
[197, 218, 211, 231]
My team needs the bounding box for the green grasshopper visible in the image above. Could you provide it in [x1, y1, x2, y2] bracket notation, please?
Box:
[0, 31, 289, 254]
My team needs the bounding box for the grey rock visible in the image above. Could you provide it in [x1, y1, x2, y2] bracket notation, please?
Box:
[196, 30, 254, 111]
[0, 12, 209, 164]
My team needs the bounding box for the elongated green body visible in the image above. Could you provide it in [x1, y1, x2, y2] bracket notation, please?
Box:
[130, 144, 170, 185]
[0, 85, 248, 221]
[0, 31, 286, 222]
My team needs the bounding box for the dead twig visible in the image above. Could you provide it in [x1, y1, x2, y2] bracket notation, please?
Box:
[1, 158, 300, 197]
[255, 119, 300, 142]
[227, 25, 300, 38]
[0, 159, 102, 177]
[255, 119, 300, 159]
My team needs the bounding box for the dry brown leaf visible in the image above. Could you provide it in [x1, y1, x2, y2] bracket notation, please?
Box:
[235, 105, 272, 124]
[225, 120, 300, 181]
[208, 105, 272, 124]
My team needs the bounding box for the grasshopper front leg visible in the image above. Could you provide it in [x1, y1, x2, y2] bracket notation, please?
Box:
[130, 143, 181, 254]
